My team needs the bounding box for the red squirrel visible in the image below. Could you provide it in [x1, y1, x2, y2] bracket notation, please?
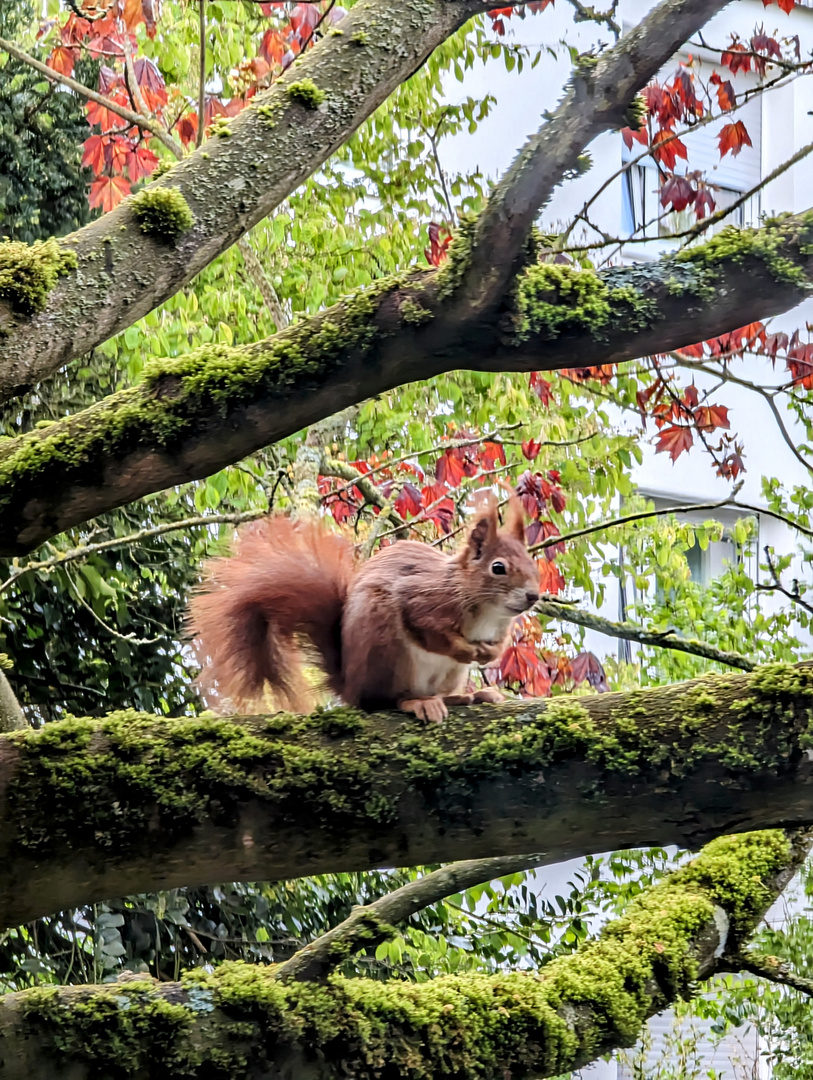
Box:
[188, 497, 540, 722]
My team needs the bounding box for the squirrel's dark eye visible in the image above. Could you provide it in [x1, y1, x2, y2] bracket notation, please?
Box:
[491, 561, 507, 576]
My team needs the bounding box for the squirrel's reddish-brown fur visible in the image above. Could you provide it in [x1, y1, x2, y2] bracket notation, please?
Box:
[188, 498, 540, 721]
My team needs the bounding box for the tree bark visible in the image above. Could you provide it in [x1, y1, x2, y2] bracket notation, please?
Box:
[1, 662, 813, 930]
[0, 829, 806, 1080]
[0, 0, 500, 400]
[0, 214, 810, 555]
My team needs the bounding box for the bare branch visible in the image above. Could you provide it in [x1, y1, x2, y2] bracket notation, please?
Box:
[275, 854, 545, 983]
[0, 510, 267, 597]
[457, 0, 730, 312]
[535, 597, 755, 671]
[0, 35, 183, 158]
[530, 488, 744, 554]
[735, 950, 813, 999]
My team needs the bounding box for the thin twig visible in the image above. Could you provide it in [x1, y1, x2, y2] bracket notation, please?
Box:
[735, 951, 813, 999]
[535, 598, 754, 671]
[530, 488, 745, 554]
[196, 0, 207, 149]
[0, 510, 267, 597]
[0, 36, 183, 158]
[273, 854, 546, 984]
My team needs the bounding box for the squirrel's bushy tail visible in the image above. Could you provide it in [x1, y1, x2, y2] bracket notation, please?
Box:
[187, 515, 355, 713]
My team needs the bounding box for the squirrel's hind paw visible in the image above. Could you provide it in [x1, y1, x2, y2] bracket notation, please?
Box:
[399, 696, 448, 723]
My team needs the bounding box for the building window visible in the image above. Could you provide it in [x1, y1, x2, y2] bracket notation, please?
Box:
[623, 165, 761, 240]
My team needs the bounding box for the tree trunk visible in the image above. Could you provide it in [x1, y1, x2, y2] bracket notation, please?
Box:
[1, 662, 813, 929]
[0, 829, 806, 1080]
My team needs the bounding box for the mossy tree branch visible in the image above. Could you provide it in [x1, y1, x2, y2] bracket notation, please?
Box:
[0, 830, 807, 1080]
[274, 854, 547, 983]
[1, 212, 812, 555]
[452, 0, 730, 315]
[0, 0, 516, 401]
[2, 662, 813, 929]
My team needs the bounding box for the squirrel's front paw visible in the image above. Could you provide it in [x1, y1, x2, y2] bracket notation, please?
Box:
[399, 696, 448, 723]
[472, 687, 504, 705]
[474, 640, 503, 664]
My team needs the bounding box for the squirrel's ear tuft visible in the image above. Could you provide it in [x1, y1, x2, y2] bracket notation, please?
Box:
[504, 495, 526, 544]
[466, 506, 498, 561]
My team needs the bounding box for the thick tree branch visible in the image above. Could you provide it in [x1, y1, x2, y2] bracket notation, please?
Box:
[1, 209, 811, 555]
[456, 0, 729, 313]
[535, 598, 755, 672]
[0, 830, 806, 1080]
[2, 662, 813, 929]
[275, 854, 545, 983]
[0, 0, 515, 401]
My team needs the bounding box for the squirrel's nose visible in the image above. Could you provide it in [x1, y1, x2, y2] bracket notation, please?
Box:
[525, 590, 540, 606]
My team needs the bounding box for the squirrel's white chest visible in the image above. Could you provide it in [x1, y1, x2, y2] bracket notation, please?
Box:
[405, 644, 467, 697]
[463, 608, 511, 643]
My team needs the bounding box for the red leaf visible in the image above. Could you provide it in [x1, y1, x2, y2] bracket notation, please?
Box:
[682, 384, 699, 408]
[526, 519, 564, 559]
[81, 134, 108, 173]
[660, 174, 696, 213]
[717, 446, 747, 480]
[176, 113, 199, 147]
[718, 120, 753, 158]
[86, 96, 128, 134]
[710, 73, 737, 111]
[47, 45, 76, 76]
[393, 483, 423, 518]
[425, 497, 455, 534]
[260, 27, 287, 65]
[676, 341, 705, 358]
[570, 651, 609, 692]
[721, 43, 752, 75]
[694, 188, 716, 219]
[435, 449, 467, 488]
[655, 424, 694, 462]
[424, 222, 452, 267]
[480, 441, 507, 470]
[421, 481, 448, 506]
[142, 0, 159, 37]
[121, 0, 144, 30]
[693, 404, 730, 432]
[134, 57, 168, 109]
[529, 372, 554, 406]
[764, 0, 795, 11]
[88, 174, 131, 213]
[126, 144, 159, 182]
[561, 364, 616, 384]
[60, 13, 91, 45]
[107, 136, 131, 175]
[521, 439, 542, 461]
[538, 559, 565, 596]
[651, 129, 688, 170]
[621, 126, 648, 150]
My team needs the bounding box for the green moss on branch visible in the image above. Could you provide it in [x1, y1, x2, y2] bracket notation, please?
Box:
[13, 831, 796, 1079]
[286, 78, 327, 109]
[0, 238, 77, 318]
[131, 187, 195, 243]
[4, 663, 813, 861]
